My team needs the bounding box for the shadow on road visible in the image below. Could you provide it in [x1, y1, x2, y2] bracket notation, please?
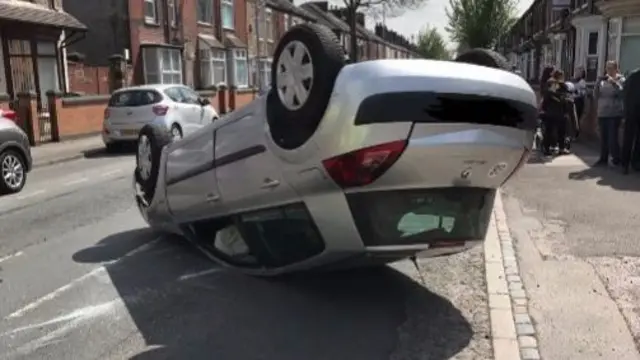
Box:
[568, 164, 640, 192]
[73, 229, 473, 360]
[83, 143, 136, 159]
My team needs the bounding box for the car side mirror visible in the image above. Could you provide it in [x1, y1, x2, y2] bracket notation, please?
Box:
[199, 97, 211, 106]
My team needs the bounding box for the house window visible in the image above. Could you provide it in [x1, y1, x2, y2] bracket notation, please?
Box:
[585, 31, 599, 81]
[259, 9, 274, 55]
[143, 47, 183, 84]
[144, 0, 157, 24]
[169, 0, 179, 26]
[221, 0, 234, 29]
[259, 58, 272, 87]
[230, 49, 248, 87]
[200, 48, 227, 87]
[197, 0, 212, 24]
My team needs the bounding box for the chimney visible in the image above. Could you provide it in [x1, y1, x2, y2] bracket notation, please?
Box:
[375, 24, 382, 37]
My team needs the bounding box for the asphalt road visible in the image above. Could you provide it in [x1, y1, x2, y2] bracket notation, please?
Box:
[0, 150, 491, 360]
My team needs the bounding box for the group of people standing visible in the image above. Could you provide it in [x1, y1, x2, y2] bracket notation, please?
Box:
[538, 60, 627, 169]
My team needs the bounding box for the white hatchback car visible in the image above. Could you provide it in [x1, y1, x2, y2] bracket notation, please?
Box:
[102, 84, 219, 151]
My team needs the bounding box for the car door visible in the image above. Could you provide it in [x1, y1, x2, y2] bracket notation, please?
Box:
[165, 128, 223, 224]
[177, 86, 208, 126]
[163, 87, 199, 134]
[214, 111, 298, 214]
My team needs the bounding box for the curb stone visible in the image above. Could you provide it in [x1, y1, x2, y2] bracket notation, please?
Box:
[485, 191, 541, 360]
[32, 147, 106, 169]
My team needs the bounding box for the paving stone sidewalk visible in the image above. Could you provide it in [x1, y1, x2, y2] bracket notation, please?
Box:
[31, 135, 106, 168]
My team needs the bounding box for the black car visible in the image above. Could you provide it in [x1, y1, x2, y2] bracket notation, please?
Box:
[0, 110, 32, 194]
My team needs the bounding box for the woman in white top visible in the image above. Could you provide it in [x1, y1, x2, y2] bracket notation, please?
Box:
[572, 67, 588, 138]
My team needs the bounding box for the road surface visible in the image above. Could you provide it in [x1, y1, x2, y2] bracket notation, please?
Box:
[0, 150, 491, 360]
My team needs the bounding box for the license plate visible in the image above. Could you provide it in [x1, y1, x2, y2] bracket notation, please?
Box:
[120, 129, 138, 136]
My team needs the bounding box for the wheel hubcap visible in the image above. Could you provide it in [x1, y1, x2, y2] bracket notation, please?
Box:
[137, 135, 152, 181]
[1, 154, 23, 189]
[276, 40, 314, 111]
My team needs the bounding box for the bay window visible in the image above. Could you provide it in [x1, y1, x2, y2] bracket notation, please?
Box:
[619, 17, 640, 75]
[259, 59, 272, 87]
[200, 48, 227, 87]
[231, 49, 248, 88]
[221, 0, 234, 29]
[143, 47, 183, 84]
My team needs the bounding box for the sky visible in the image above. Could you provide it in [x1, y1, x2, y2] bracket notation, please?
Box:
[296, 0, 534, 48]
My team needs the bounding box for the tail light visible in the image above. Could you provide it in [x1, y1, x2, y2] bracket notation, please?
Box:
[104, 108, 110, 119]
[152, 105, 169, 116]
[501, 147, 530, 185]
[1, 109, 17, 122]
[322, 140, 407, 188]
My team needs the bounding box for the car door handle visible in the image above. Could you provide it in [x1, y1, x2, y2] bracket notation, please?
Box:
[260, 179, 280, 189]
[205, 193, 220, 202]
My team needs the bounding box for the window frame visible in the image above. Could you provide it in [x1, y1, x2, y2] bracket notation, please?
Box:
[221, 0, 235, 30]
[232, 48, 249, 88]
[144, 0, 157, 24]
[168, 0, 179, 26]
[196, 0, 213, 25]
[143, 47, 183, 85]
[200, 48, 228, 87]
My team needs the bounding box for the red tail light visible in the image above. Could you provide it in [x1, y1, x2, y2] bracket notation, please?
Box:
[322, 140, 407, 188]
[104, 108, 110, 119]
[501, 147, 530, 185]
[1, 110, 17, 122]
[152, 105, 169, 116]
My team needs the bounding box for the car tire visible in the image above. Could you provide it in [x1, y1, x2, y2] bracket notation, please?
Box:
[0, 149, 27, 194]
[454, 48, 510, 70]
[266, 23, 346, 150]
[135, 123, 172, 205]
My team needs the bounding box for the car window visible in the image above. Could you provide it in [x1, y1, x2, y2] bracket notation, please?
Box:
[177, 86, 200, 105]
[164, 87, 186, 103]
[109, 90, 161, 107]
[347, 187, 494, 247]
[191, 203, 325, 268]
[108, 91, 134, 107]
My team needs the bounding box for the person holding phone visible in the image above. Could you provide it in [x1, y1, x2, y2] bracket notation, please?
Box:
[593, 60, 625, 167]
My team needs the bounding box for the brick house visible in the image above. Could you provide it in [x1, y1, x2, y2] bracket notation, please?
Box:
[0, 0, 86, 105]
[63, 0, 255, 104]
[245, 0, 318, 89]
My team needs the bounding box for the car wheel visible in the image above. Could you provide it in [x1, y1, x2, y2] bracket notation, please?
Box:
[0, 149, 27, 194]
[266, 23, 346, 150]
[135, 124, 172, 205]
[454, 48, 510, 70]
[170, 124, 183, 141]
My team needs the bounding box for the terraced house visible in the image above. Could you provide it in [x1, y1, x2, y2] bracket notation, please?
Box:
[499, 0, 640, 85]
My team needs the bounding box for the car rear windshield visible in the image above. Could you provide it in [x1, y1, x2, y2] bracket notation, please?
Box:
[354, 92, 537, 129]
[347, 187, 495, 247]
[108, 90, 162, 107]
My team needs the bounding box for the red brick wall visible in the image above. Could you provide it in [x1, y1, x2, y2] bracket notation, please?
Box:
[57, 97, 109, 138]
[67, 62, 110, 95]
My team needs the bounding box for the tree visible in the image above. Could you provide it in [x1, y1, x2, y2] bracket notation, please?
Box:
[445, 0, 517, 50]
[416, 27, 451, 60]
[342, 0, 427, 62]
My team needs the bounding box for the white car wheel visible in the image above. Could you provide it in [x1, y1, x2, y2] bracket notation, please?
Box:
[276, 40, 314, 111]
[0, 150, 26, 193]
[137, 135, 153, 181]
[266, 23, 345, 150]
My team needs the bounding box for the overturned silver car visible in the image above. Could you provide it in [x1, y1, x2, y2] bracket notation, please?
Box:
[133, 24, 537, 277]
